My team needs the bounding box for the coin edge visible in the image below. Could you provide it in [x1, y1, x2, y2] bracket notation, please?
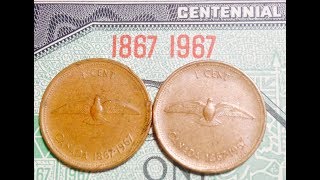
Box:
[152, 60, 267, 174]
[39, 58, 152, 172]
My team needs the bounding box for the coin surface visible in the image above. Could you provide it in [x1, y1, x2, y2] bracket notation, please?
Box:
[153, 61, 266, 173]
[40, 58, 152, 172]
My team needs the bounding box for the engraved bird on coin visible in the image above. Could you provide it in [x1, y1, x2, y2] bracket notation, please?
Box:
[51, 95, 140, 125]
[164, 98, 254, 126]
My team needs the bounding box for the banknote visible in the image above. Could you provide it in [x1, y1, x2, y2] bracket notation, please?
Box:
[34, 1, 286, 179]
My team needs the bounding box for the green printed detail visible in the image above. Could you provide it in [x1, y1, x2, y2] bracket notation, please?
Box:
[34, 115, 53, 159]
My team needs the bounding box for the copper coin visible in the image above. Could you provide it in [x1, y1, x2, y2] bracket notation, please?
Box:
[39, 58, 152, 172]
[153, 61, 266, 174]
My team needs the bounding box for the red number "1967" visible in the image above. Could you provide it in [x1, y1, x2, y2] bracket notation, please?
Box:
[170, 35, 216, 58]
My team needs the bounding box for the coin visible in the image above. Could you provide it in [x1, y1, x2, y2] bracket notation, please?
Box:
[39, 58, 152, 172]
[153, 61, 266, 174]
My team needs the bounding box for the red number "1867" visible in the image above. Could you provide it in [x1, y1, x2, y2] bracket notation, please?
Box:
[112, 35, 157, 58]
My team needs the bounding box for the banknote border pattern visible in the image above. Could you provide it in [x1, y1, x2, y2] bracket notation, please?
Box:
[34, 1, 286, 58]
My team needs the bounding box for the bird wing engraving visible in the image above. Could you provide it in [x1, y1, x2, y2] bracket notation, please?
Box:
[51, 97, 140, 115]
[215, 103, 254, 120]
[51, 99, 92, 114]
[102, 99, 140, 115]
[164, 101, 205, 117]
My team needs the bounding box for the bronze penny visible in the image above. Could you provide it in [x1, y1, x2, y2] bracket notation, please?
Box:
[39, 58, 152, 172]
[153, 61, 266, 174]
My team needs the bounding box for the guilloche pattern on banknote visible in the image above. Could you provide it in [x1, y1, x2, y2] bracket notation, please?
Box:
[34, 2, 285, 52]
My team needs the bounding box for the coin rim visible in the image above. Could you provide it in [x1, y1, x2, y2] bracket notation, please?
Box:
[152, 60, 266, 174]
[39, 58, 152, 172]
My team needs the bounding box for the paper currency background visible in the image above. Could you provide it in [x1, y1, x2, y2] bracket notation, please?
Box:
[34, 1, 286, 179]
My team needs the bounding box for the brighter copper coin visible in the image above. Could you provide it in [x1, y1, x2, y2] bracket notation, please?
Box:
[153, 61, 266, 173]
[39, 58, 152, 172]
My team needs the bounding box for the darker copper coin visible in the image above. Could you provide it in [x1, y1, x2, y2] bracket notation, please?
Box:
[153, 61, 266, 174]
[39, 58, 152, 172]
